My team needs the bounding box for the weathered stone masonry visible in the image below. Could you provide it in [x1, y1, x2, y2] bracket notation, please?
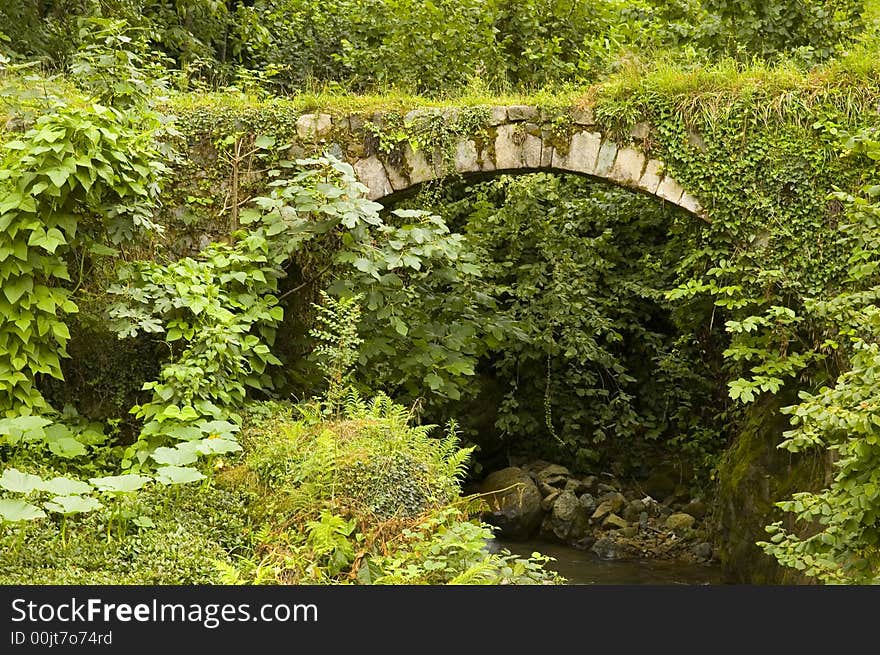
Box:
[294, 104, 706, 219]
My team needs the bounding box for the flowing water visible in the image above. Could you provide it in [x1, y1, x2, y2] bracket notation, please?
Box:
[498, 539, 727, 585]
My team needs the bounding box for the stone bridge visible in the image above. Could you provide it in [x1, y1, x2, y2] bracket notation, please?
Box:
[293, 104, 706, 219]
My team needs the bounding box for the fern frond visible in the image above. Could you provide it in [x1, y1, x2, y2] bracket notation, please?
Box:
[449, 561, 497, 585]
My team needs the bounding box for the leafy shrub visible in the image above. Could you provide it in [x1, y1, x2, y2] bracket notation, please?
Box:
[697, 0, 865, 62]
[231, 395, 560, 584]
[242, 393, 469, 518]
[0, 484, 250, 584]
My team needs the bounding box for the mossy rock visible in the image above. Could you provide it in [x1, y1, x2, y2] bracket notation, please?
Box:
[713, 392, 828, 584]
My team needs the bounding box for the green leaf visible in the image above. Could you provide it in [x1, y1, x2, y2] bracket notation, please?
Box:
[40, 476, 92, 496]
[3, 276, 33, 304]
[151, 446, 198, 466]
[164, 424, 202, 441]
[0, 498, 46, 522]
[254, 135, 276, 149]
[155, 466, 206, 486]
[198, 420, 240, 437]
[0, 468, 43, 494]
[192, 437, 242, 456]
[48, 437, 88, 459]
[89, 474, 151, 494]
[133, 516, 155, 528]
[89, 243, 119, 257]
[44, 495, 101, 515]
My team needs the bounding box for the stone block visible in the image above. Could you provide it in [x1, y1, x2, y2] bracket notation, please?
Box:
[630, 121, 651, 140]
[595, 140, 618, 176]
[454, 139, 479, 173]
[495, 124, 523, 169]
[553, 130, 601, 173]
[639, 159, 664, 194]
[383, 158, 410, 191]
[348, 114, 366, 133]
[480, 146, 496, 171]
[522, 134, 543, 168]
[571, 107, 595, 126]
[678, 192, 704, 217]
[657, 176, 685, 204]
[296, 113, 332, 140]
[609, 146, 646, 185]
[353, 156, 392, 200]
[488, 106, 508, 126]
[507, 105, 540, 122]
[541, 143, 554, 168]
[404, 144, 438, 184]
[404, 108, 440, 126]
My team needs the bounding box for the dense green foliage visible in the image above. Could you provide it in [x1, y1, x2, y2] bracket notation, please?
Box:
[2, 1, 871, 93]
[225, 395, 559, 584]
[758, 130, 880, 582]
[398, 175, 726, 472]
[2, 0, 880, 586]
[0, 29, 560, 583]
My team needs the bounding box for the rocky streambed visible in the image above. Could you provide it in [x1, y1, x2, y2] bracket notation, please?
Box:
[477, 461, 715, 565]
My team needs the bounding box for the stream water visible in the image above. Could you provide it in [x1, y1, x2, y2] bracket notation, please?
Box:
[498, 539, 727, 585]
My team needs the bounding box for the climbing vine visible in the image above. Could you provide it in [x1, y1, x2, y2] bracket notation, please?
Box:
[0, 86, 165, 416]
[758, 128, 880, 583]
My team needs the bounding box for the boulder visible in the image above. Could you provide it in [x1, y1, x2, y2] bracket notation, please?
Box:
[295, 113, 332, 140]
[692, 542, 713, 561]
[537, 464, 571, 488]
[541, 489, 562, 511]
[619, 526, 639, 538]
[537, 463, 571, 478]
[565, 477, 592, 495]
[665, 512, 696, 534]
[579, 475, 599, 493]
[681, 498, 707, 519]
[479, 467, 543, 539]
[578, 492, 597, 515]
[538, 481, 558, 497]
[551, 491, 589, 541]
[602, 513, 629, 530]
[572, 534, 597, 551]
[644, 471, 676, 499]
[521, 459, 552, 479]
[591, 492, 626, 522]
[597, 482, 619, 495]
[622, 499, 647, 523]
[592, 537, 624, 560]
[507, 105, 540, 122]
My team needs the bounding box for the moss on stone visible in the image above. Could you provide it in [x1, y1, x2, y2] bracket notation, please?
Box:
[713, 391, 828, 583]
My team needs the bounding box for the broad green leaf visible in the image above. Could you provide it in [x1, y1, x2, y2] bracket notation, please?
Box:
[0, 498, 46, 522]
[48, 437, 88, 459]
[133, 516, 155, 528]
[197, 420, 240, 437]
[155, 466, 206, 486]
[0, 468, 43, 494]
[89, 474, 151, 494]
[164, 424, 203, 441]
[44, 495, 101, 515]
[254, 135, 276, 149]
[3, 276, 34, 304]
[192, 437, 242, 456]
[151, 446, 198, 466]
[41, 476, 92, 496]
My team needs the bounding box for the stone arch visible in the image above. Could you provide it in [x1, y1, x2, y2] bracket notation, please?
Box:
[295, 104, 706, 220]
